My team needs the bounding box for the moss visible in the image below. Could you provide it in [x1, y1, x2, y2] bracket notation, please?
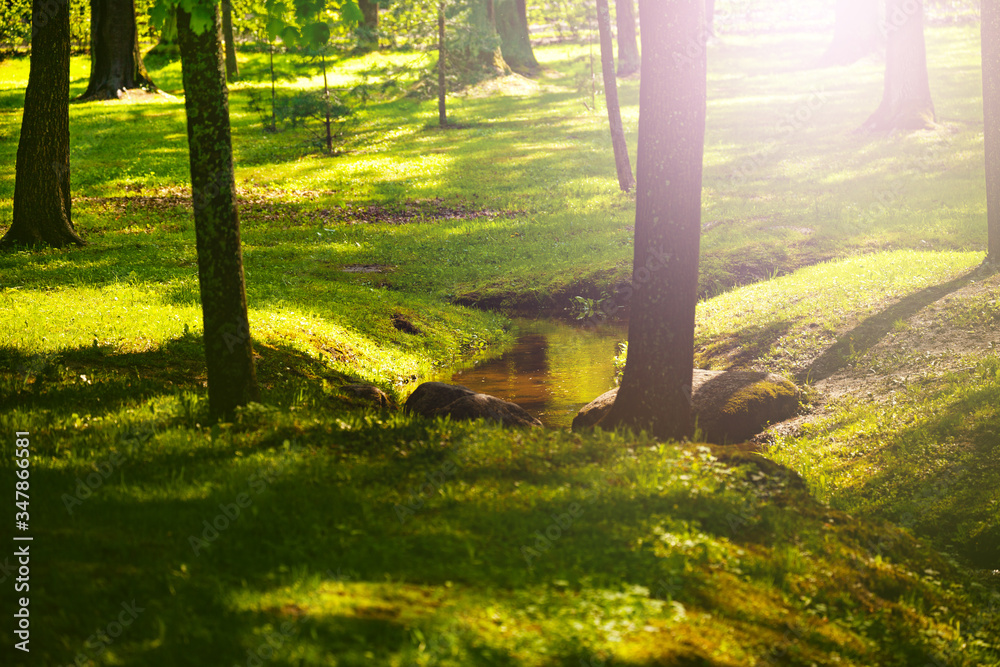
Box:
[722, 378, 798, 416]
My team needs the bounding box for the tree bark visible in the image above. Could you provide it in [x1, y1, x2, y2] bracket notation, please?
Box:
[357, 0, 379, 51]
[79, 0, 156, 100]
[222, 0, 239, 81]
[439, 0, 447, 126]
[820, 0, 881, 66]
[615, 0, 639, 77]
[984, 0, 1000, 263]
[1, 0, 84, 249]
[495, 0, 538, 72]
[176, 4, 259, 421]
[705, 0, 716, 36]
[862, 0, 935, 131]
[596, 0, 634, 191]
[603, 0, 706, 441]
[457, 0, 508, 77]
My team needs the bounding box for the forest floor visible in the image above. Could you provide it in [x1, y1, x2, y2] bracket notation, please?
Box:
[1, 16, 999, 667]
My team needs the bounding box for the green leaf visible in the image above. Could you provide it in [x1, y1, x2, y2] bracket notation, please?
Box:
[279, 25, 301, 45]
[149, 0, 170, 30]
[188, 4, 214, 35]
[339, 0, 363, 25]
[294, 0, 323, 19]
[302, 21, 330, 47]
[266, 16, 285, 40]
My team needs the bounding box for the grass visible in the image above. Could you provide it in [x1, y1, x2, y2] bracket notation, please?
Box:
[1, 7, 999, 665]
[1, 403, 998, 665]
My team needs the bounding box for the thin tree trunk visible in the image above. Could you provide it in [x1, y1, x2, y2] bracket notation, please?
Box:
[222, 0, 239, 81]
[79, 0, 156, 100]
[439, 0, 447, 126]
[268, 40, 276, 131]
[1, 0, 84, 249]
[321, 50, 332, 153]
[176, 5, 259, 421]
[820, 0, 881, 66]
[495, 0, 538, 72]
[984, 0, 1000, 263]
[596, 0, 634, 191]
[862, 0, 935, 131]
[603, 0, 707, 441]
[615, 0, 639, 77]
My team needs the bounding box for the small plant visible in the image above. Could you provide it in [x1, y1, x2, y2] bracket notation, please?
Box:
[571, 295, 599, 320]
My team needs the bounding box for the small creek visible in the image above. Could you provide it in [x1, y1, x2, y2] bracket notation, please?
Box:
[445, 318, 628, 429]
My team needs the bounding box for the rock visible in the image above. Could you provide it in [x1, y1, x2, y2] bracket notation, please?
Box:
[405, 382, 477, 414]
[338, 383, 396, 410]
[572, 387, 618, 431]
[405, 382, 542, 428]
[572, 369, 800, 444]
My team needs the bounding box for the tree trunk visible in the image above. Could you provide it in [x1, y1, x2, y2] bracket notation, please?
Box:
[862, 0, 935, 132]
[596, 0, 634, 192]
[439, 0, 447, 126]
[79, 0, 156, 100]
[357, 0, 379, 51]
[603, 0, 707, 441]
[222, 0, 239, 81]
[176, 5, 260, 421]
[820, 0, 881, 66]
[458, 0, 508, 77]
[495, 0, 538, 72]
[1, 0, 84, 249]
[984, 0, 1000, 263]
[615, 0, 639, 77]
[705, 0, 716, 36]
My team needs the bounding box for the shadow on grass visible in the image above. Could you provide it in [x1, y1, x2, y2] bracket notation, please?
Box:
[796, 264, 993, 384]
[0, 334, 356, 419]
[830, 369, 1000, 570]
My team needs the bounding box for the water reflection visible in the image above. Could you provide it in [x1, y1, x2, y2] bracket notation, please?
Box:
[447, 319, 627, 429]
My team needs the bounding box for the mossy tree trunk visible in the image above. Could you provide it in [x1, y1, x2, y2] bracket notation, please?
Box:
[79, 0, 156, 100]
[222, 0, 239, 81]
[984, 0, 1000, 263]
[820, 0, 881, 66]
[176, 4, 260, 421]
[1, 0, 84, 249]
[862, 0, 935, 131]
[596, 0, 633, 191]
[603, 0, 707, 441]
[615, 0, 639, 76]
[495, 0, 538, 72]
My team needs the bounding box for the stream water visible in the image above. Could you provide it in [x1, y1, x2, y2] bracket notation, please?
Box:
[445, 318, 628, 429]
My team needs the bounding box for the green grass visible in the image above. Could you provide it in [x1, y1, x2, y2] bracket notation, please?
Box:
[615, 248, 986, 379]
[1, 402, 997, 665]
[1, 14, 1000, 667]
[1, 23, 992, 307]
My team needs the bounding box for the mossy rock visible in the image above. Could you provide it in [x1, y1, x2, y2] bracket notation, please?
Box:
[573, 369, 802, 444]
